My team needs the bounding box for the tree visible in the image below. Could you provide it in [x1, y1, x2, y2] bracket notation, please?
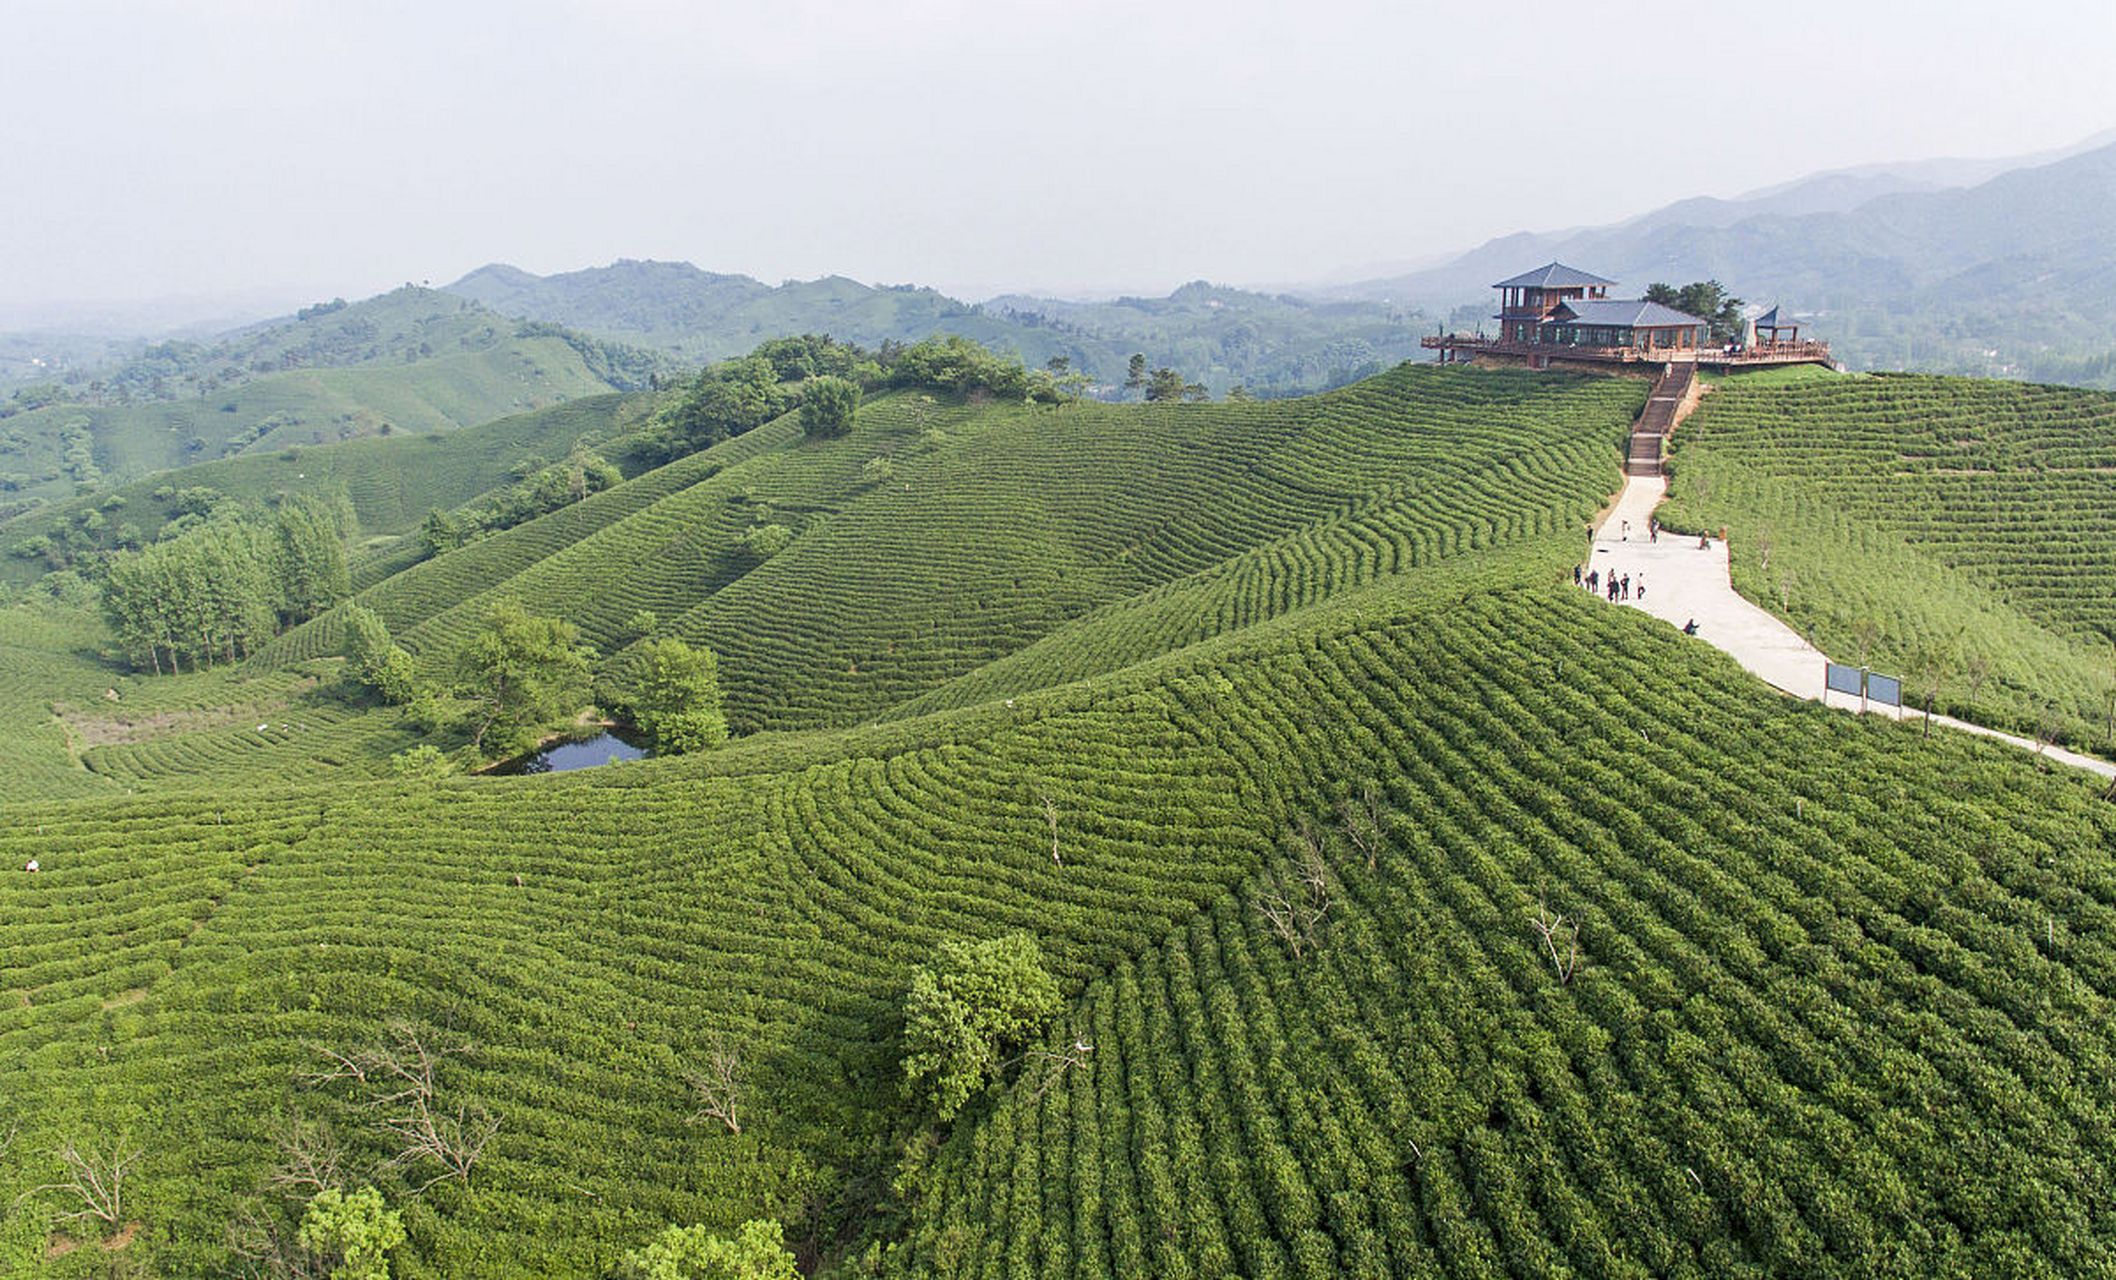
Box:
[799, 375, 860, 438]
[343, 604, 418, 704]
[454, 603, 594, 755]
[1645, 280, 1745, 345]
[624, 1218, 797, 1280]
[297, 1186, 405, 1280]
[626, 637, 728, 754]
[740, 523, 792, 560]
[1143, 367, 1188, 403]
[1911, 641, 1953, 739]
[1123, 353, 1147, 394]
[273, 493, 354, 623]
[901, 932, 1061, 1120]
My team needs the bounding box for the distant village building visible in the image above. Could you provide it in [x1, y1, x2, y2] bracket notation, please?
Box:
[1426, 262, 1829, 370]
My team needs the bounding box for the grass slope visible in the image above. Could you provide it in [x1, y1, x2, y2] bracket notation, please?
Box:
[1660, 369, 2116, 748]
[1, 391, 659, 589]
[0, 331, 627, 518]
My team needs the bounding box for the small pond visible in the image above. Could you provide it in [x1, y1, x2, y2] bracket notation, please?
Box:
[491, 727, 650, 775]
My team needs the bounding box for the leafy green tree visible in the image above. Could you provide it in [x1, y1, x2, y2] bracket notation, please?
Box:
[885, 336, 1032, 400]
[420, 508, 467, 557]
[623, 1218, 797, 1280]
[799, 376, 860, 438]
[297, 1186, 405, 1280]
[342, 604, 419, 704]
[629, 609, 661, 640]
[1124, 353, 1147, 394]
[740, 523, 792, 560]
[388, 743, 455, 778]
[1144, 368, 1189, 403]
[455, 602, 595, 755]
[273, 493, 353, 623]
[626, 637, 728, 754]
[902, 931, 1062, 1120]
[1644, 280, 1746, 344]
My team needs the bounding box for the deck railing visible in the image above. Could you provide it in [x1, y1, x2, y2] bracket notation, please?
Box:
[1420, 334, 1831, 366]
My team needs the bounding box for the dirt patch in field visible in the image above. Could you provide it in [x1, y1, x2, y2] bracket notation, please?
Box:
[57, 678, 317, 747]
[100, 987, 149, 1009]
[104, 1221, 142, 1251]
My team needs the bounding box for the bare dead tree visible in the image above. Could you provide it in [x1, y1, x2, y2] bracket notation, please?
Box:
[684, 1037, 744, 1134]
[1528, 901, 1582, 984]
[1338, 782, 1389, 872]
[1779, 568, 1798, 614]
[1040, 792, 1062, 867]
[303, 1018, 497, 1193]
[264, 1111, 343, 1198]
[1016, 1037, 1096, 1104]
[1754, 527, 1773, 575]
[224, 1196, 324, 1280]
[16, 1138, 141, 1226]
[1258, 825, 1333, 960]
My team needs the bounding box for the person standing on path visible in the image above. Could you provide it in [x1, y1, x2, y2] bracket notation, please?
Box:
[1621, 519, 1631, 541]
[1574, 564, 1583, 586]
[1636, 573, 1645, 601]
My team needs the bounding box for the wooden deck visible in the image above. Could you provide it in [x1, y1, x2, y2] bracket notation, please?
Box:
[1421, 334, 1833, 369]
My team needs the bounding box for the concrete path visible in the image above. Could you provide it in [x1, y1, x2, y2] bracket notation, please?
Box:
[1587, 474, 2115, 781]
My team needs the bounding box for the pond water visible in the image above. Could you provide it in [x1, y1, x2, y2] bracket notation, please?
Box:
[491, 727, 649, 775]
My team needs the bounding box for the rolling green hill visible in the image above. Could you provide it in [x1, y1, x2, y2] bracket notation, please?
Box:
[4, 360, 2116, 1278]
[1659, 368, 2116, 749]
[0, 391, 660, 591]
[0, 289, 670, 515]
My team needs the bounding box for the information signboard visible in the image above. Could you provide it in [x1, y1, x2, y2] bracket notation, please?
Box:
[1867, 673, 1902, 707]
[1825, 663, 1864, 697]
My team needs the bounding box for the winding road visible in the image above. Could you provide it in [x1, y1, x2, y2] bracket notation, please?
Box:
[1590, 472, 2115, 781]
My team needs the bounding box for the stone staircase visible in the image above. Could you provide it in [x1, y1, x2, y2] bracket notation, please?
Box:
[1625, 361, 1697, 476]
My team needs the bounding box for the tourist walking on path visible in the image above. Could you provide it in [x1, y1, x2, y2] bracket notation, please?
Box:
[1636, 573, 1646, 601]
[1574, 564, 1583, 586]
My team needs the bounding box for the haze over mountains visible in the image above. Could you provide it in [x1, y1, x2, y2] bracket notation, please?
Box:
[6, 127, 2116, 414]
[1322, 131, 2116, 384]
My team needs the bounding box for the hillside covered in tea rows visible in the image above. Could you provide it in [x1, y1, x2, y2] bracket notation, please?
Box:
[3, 358, 2115, 1278]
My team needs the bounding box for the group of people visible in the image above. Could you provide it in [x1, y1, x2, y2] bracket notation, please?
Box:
[1575, 564, 1643, 602]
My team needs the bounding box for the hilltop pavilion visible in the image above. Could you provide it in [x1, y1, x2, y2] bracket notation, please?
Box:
[1424, 262, 1831, 370]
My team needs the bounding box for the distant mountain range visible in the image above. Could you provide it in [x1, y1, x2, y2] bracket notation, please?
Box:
[1315, 132, 2116, 385]
[443, 262, 1427, 396]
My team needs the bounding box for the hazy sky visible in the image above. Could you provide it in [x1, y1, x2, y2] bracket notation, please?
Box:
[3, 0, 2111, 315]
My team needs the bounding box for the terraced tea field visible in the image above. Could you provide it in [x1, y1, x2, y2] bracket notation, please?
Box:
[22, 365, 1643, 794]
[1662, 370, 2116, 748]
[6, 362, 2116, 1278]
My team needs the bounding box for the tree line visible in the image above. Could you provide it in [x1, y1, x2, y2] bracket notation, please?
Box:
[100, 494, 353, 674]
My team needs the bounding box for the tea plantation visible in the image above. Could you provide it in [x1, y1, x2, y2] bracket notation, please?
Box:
[3, 362, 2115, 1278]
[1660, 369, 2116, 747]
